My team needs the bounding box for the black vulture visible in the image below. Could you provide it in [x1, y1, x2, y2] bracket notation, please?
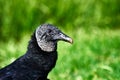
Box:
[0, 24, 73, 80]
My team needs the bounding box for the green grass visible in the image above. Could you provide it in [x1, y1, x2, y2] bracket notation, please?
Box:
[0, 0, 120, 41]
[0, 28, 120, 80]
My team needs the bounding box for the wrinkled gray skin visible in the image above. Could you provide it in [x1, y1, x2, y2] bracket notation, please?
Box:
[36, 24, 73, 52]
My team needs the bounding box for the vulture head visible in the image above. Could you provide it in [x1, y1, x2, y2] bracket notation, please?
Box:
[35, 24, 73, 52]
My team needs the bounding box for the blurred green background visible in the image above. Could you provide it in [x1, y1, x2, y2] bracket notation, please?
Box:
[0, 0, 120, 80]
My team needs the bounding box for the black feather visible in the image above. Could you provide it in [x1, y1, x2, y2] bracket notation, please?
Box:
[0, 32, 57, 80]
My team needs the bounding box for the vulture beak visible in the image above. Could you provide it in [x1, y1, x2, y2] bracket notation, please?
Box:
[54, 32, 73, 44]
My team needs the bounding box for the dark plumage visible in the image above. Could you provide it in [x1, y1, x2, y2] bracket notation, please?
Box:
[0, 24, 73, 80]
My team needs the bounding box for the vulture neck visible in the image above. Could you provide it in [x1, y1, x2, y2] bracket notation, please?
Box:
[27, 32, 57, 54]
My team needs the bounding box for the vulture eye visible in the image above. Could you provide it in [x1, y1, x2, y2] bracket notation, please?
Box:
[48, 29, 52, 33]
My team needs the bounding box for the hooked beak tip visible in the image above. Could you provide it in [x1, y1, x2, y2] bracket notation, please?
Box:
[68, 38, 73, 44]
[56, 32, 73, 44]
[63, 37, 73, 44]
